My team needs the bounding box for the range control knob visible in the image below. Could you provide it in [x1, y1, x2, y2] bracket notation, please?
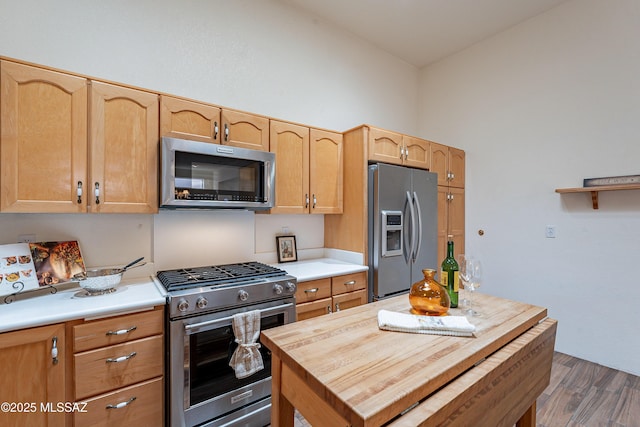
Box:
[238, 290, 249, 301]
[177, 299, 189, 312]
[286, 281, 296, 293]
[196, 297, 208, 309]
[273, 284, 283, 295]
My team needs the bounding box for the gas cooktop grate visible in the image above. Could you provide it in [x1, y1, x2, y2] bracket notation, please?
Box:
[157, 261, 287, 291]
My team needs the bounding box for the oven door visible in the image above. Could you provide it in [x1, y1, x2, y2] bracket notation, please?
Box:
[168, 298, 295, 427]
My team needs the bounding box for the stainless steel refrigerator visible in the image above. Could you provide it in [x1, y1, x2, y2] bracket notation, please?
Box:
[368, 163, 438, 301]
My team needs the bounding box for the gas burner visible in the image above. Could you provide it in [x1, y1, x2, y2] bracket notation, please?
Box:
[157, 261, 287, 291]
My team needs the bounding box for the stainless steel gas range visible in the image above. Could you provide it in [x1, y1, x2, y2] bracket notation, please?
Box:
[157, 262, 297, 427]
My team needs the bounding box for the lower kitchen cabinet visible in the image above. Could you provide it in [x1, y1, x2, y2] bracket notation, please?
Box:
[70, 306, 164, 427]
[295, 271, 367, 321]
[0, 323, 66, 427]
[73, 378, 162, 427]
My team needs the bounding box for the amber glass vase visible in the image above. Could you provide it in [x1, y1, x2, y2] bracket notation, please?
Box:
[409, 269, 450, 316]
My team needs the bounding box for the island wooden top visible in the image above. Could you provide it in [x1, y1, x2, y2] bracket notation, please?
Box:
[261, 292, 551, 426]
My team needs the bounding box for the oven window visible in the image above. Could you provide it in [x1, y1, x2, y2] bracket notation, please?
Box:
[189, 313, 283, 406]
[175, 151, 265, 201]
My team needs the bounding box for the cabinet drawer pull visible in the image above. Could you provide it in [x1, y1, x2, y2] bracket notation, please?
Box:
[304, 288, 319, 294]
[94, 182, 100, 204]
[106, 397, 136, 410]
[343, 280, 356, 286]
[105, 352, 137, 363]
[312, 194, 317, 209]
[51, 336, 59, 365]
[305, 193, 309, 208]
[335, 302, 341, 312]
[105, 326, 137, 336]
[327, 305, 332, 314]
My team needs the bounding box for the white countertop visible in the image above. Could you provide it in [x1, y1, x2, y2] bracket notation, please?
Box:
[0, 277, 166, 333]
[0, 257, 368, 333]
[271, 258, 368, 282]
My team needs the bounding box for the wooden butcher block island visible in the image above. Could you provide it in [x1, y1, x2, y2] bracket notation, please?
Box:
[261, 292, 557, 427]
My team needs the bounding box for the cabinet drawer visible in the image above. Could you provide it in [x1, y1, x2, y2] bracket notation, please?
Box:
[73, 307, 163, 352]
[74, 377, 163, 427]
[296, 297, 332, 321]
[295, 278, 331, 303]
[74, 335, 163, 400]
[331, 271, 367, 296]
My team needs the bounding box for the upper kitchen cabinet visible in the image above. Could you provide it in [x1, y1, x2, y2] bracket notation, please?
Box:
[269, 120, 343, 214]
[368, 126, 430, 169]
[1, 60, 88, 213]
[89, 81, 158, 213]
[222, 109, 269, 151]
[309, 128, 343, 213]
[160, 95, 221, 144]
[0, 60, 158, 213]
[431, 142, 465, 188]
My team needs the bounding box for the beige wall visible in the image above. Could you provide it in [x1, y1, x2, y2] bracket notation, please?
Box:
[418, 0, 640, 375]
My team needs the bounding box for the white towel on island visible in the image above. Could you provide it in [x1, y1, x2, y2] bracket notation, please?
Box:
[378, 309, 476, 337]
[229, 310, 264, 379]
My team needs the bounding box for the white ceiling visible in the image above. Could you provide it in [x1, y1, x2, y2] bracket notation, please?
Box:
[277, 0, 571, 67]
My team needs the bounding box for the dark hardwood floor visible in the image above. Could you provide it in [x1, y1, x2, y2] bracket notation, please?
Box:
[291, 352, 640, 426]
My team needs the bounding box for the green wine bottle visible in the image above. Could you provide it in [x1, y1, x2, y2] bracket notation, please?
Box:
[440, 238, 459, 308]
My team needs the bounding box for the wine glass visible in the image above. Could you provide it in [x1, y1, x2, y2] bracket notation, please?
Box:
[456, 254, 470, 307]
[465, 259, 483, 317]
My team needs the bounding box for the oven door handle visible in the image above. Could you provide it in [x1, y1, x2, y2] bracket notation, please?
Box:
[184, 302, 295, 334]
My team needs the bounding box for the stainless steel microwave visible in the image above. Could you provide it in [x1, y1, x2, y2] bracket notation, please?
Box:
[160, 137, 275, 210]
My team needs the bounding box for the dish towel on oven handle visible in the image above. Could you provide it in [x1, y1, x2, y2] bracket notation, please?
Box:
[377, 309, 476, 337]
[229, 310, 264, 379]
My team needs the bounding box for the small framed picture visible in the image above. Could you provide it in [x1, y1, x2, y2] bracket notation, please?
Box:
[276, 235, 298, 263]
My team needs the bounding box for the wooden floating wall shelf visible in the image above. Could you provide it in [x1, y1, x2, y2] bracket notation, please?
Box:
[555, 184, 640, 209]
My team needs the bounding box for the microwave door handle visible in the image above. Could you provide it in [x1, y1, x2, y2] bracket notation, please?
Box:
[265, 160, 273, 203]
[412, 191, 423, 262]
[184, 302, 294, 334]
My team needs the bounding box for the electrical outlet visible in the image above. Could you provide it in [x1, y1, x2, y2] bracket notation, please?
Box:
[18, 234, 36, 243]
[545, 226, 556, 238]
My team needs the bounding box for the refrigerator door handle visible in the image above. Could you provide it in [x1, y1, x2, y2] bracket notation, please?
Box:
[412, 191, 423, 262]
[406, 191, 417, 263]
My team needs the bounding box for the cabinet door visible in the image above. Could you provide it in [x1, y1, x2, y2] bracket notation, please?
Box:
[89, 81, 158, 213]
[437, 186, 449, 266]
[368, 127, 403, 165]
[270, 120, 309, 213]
[296, 297, 332, 321]
[448, 187, 465, 259]
[333, 289, 367, 312]
[221, 109, 269, 151]
[449, 147, 465, 189]
[430, 142, 449, 187]
[1, 60, 87, 213]
[160, 95, 221, 143]
[0, 323, 66, 427]
[403, 136, 430, 170]
[309, 129, 343, 214]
